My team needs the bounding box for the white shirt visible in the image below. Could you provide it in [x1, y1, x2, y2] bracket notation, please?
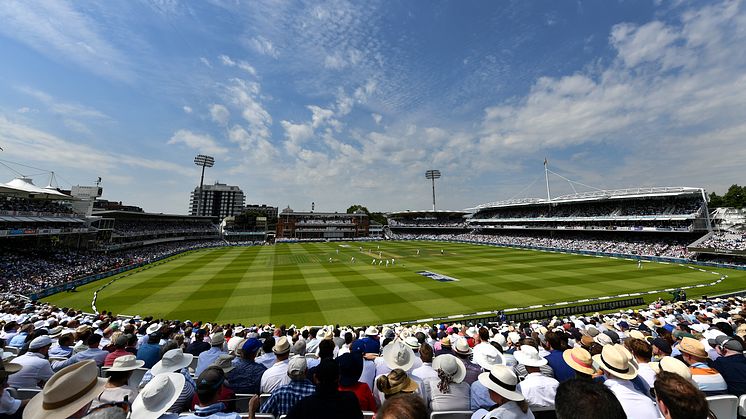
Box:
[604, 377, 660, 419]
[424, 378, 471, 412]
[473, 401, 536, 419]
[517, 372, 558, 410]
[637, 362, 656, 388]
[260, 359, 290, 393]
[411, 362, 439, 381]
[7, 352, 54, 389]
[0, 389, 21, 415]
[359, 359, 376, 391]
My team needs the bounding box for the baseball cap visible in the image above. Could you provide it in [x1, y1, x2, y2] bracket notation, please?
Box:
[708, 335, 743, 352]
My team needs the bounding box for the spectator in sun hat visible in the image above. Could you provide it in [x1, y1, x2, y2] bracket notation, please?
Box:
[260, 336, 291, 393]
[513, 345, 558, 413]
[593, 344, 659, 419]
[375, 340, 415, 377]
[375, 368, 421, 406]
[423, 354, 469, 412]
[678, 337, 727, 396]
[195, 332, 226, 377]
[7, 335, 54, 389]
[337, 353, 377, 412]
[23, 360, 106, 419]
[711, 335, 746, 395]
[91, 354, 143, 409]
[562, 346, 596, 380]
[0, 358, 25, 417]
[226, 338, 266, 395]
[472, 365, 533, 419]
[361, 326, 381, 355]
[450, 338, 481, 385]
[649, 356, 692, 382]
[139, 348, 196, 414]
[131, 372, 185, 419]
[434, 336, 452, 357]
[653, 371, 710, 419]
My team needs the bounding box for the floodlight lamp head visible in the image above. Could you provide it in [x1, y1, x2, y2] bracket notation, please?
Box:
[425, 169, 441, 180]
[194, 155, 215, 168]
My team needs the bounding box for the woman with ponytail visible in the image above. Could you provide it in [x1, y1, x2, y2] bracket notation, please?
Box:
[424, 354, 471, 412]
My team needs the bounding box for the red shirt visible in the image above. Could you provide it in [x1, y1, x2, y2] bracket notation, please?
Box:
[104, 349, 132, 367]
[339, 382, 377, 412]
[191, 385, 236, 412]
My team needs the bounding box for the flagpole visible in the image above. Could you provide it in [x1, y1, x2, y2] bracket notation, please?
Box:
[544, 158, 552, 203]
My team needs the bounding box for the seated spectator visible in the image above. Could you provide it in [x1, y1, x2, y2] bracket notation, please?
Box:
[651, 337, 673, 361]
[104, 335, 132, 367]
[23, 360, 106, 419]
[91, 355, 143, 408]
[259, 336, 291, 393]
[452, 338, 481, 385]
[284, 358, 362, 419]
[337, 353, 377, 412]
[593, 344, 659, 419]
[181, 366, 239, 419]
[226, 338, 266, 395]
[710, 335, 746, 396]
[542, 332, 574, 382]
[424, 354, 470, 412]
[139, 349, 196, 414]
[562, 346, 596, 379]
[411, 343, 437, 381]
[49, 332, 74, 359]
[131, 372, 185, 419]
[376, 368, 420, 405]
[378, 393, 427, 419]
[7, 336, 54, 389]
[653, 371, 710, 419]
[625, 337, 655, 388]
[195, 333, 226, 377]
[650, 356, 692, 382]
[198, 355, 237, 413]
[514, 345, 558, 414]
[555, 378, 626, 419]
[255, 338, 277, 370]
[136, 333, 161, 369]
[252, 357, 314, 418]
[0, 359, 25, 418]
[185, 330, 210, 357]
[53, 333, 108, 370]
[472, 365, 534, 419]
[678, 337, 727, 395]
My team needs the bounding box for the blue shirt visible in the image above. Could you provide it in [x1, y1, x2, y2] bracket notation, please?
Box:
[136, 343, 161, 369]
[544, 350, 575, 382]
[227, 358, 266, 395]
[48, 344, 73, 359]
[360, 337, 380, 354]
[195, 347, 225, 377]
[470, 380, 493, 411]
[180, 402, 240, 419]
[260, 379, 317, 418]
[713, 354, 746, 396]
[7, 333, 27, 348]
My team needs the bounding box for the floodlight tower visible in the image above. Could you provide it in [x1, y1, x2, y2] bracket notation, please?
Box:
[194, 154, 215, 216]
[425, 169, 441, 212]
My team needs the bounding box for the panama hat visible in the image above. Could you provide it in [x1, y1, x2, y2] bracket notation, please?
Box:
[478, 365, 524, 401]
[490, 333, 508, 351]
[131, 372, 185, 419]
[650, 356, 692, 381]
[107, 354, 145, 372]
[679, 337, 707, 359]
[145, 323, 160, 335]
[211, 354, 235, 373]
[365, 326, 379, 336]
[563, 347, 596, 375]
[23, 360, 106, 419]
[404, 336, 420, 350]
[592, 344, 637, 380]
[151, 349, 193, 376]
[0, 359, 21, 379]
[432, 354, 466, 383]
[272, 337, 291, 355]
[453, 338, 472, 356]
[628, 330, 646, 341]
[513, 345, 547, 367]
[210, 332, 225, 346]
[377, 368, 419, 396]
[382, 341, 415, 371]
[593, 333, 613, 346]
[473, 345, 505, 370]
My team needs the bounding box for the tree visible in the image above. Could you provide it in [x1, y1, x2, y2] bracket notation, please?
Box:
[346, 204, 369, 214]
[709, 184, 746, 208]
[346, 204, 387, 225]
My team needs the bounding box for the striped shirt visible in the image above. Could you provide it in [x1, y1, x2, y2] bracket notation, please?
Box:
[689, 362, 727, 396]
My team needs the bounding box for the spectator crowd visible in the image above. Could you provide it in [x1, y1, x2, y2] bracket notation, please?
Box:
[0, 293, 744, 418]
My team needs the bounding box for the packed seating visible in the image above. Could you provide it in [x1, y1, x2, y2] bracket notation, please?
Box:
[112, 220, 218, 237]
[699, 232, 746, 251]
[0, 196, 73, 215]
[0, 292, 744, 418]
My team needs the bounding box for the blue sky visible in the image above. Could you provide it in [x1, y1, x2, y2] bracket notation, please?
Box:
[0, 0, 744, 214]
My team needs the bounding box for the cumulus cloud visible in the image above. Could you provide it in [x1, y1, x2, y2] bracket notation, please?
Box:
[209, 104, 230, 125]
[224, 78, 273, 144]
[167, 129, 228, 155]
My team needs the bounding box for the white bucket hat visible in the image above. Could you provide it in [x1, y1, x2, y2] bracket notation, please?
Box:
[650, 356, 692, 382]
[404, 337, 420, 350]
[478, 365, 524, 401]
[145, 323, 160, 335]
[365, 326, 379, 336]
[107, 354, 145, 372]
[131, 372, 185, 419]
[592, 344, 638, 380]
[593, 333, 613, 346]
[432, 354, 466, 384]
[513, 345, 547, 367]
[453, 338, 472, 356]
[382, 341, 415, 371]
[151, 349, 193, 376]
[489, 334, 508, 351]
[23, 360, 106, 419]
[473, 345, 505, 370]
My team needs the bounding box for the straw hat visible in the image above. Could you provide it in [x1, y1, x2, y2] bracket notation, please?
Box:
[478, 365, 524, 401]
[593, 333, 613, 346]
[377, 368, 419, 396]
[592, 344, 638, 380]
[0, 359, 21, 380]
[650, 356, 692, 381]
[432, 354, 466, 384]
[23, 360, 106, 419]
[439, 337, 451, 347]
[151, 349, 193, 376]
[453, 338, 472, 356]
[130, 372, 185, 419]
[473, 345, 505, 370]
[107, 355, 145, 372]
[628, 330, 646, 341]
[679, 337, 707, 359]
[513, 346, 547, 367]
[563, 347, 596, 375]
[273, 337, 291, 355]
[382, 341, 415, 371]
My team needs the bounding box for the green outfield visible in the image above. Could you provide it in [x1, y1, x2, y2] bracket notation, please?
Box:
[43, 241, 746, 325]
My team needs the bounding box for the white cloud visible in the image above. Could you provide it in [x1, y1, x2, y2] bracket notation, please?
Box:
[199, 57, 212, 68]
[209, 104, 230, 126]
[223, 78, 273, 144]
[248, 35, 279, 58]
[218, 54, 257, 76]
[372, 113, 382, 124]
[16, 107, 34, 114]
[182, 106, 193, 114]
[17, 86, 110, 120]
[167, 129, 228, 156]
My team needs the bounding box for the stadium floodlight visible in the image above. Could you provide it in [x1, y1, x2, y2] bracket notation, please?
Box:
[194, 155, 215, 216]
[425, 169, 441, 212]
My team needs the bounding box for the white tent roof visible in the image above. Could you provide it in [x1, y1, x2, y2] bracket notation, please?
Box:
[3, 177, 69, 198]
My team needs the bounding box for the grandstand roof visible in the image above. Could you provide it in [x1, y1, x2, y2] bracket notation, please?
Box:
[472, 187, 704, 210]
[2, 177, 71, 199]
[92, 210, 216, 221]
[387, 210, 471, 217]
